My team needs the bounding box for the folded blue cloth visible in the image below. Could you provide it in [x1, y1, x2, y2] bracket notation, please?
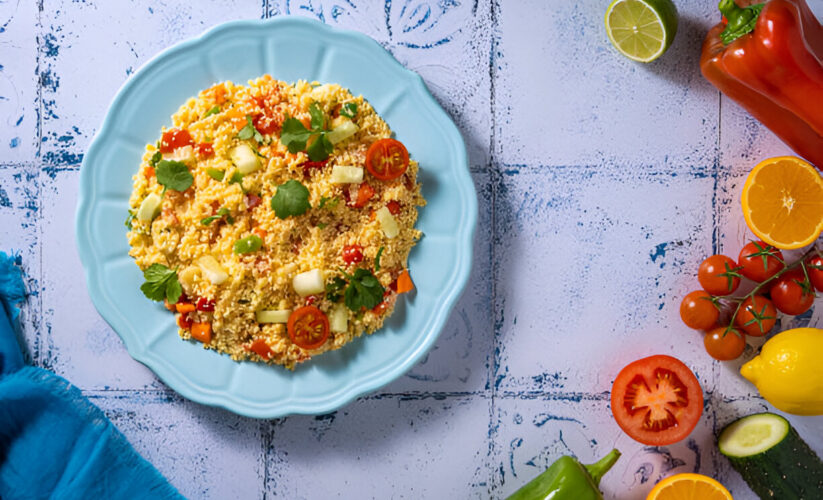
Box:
[0, 252, 184, 500]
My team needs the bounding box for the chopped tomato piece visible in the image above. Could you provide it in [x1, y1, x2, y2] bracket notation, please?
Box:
[372, 291, 395, 315]
[159, 128, 194, 153]
[396, 270, 414, 294]
[176, 302, 196, 314]
[610, 355, 703, 446]
[342, 245, 364, 265]
[301, 159, 328, 171]
[349, 183, 375, 208]
[177, 313, 193, 330]
[194, 142, 214, 158]
[366, 138, 409, 180]
[249, 338, 273, 360]
[287, 306, 329, 350]
[144, 166, 155, 179]
[195, 297, 215, 312]
[386, 200, 402, 215]
[190, 322, 212, 344]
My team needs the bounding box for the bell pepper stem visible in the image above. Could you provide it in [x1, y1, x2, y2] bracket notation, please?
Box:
[718, 0, 765, 45]
[584, 449, 621, 486]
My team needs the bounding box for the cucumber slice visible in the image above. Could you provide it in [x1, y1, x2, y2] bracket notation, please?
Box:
[329, 304, 348, 333]
[255, 309, 291, 324]
[230, 143, 261, 174]
[136, 193, 162, 222]
[719, 412, 823, 499]
[326, 118, 359, 145]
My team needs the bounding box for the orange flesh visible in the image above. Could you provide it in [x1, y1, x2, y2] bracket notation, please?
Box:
[623, 369, 688, 431]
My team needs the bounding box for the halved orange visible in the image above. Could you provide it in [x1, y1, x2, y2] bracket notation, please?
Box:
[741, 156, 823, 250]
[646, 473, 733, 500]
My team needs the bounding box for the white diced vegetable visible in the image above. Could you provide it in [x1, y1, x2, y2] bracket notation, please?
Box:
[197, 255, 229, 285]
[330, 165, 364, 184]
[375, 206, 400, 239]
[230, 143, 261, 174]
[178, 266, 199, 289]
[164, 145, 194, 163]
[256, 309, 292, 324]
[136, 193, 162, 222]
[326, 118, 359, 145]
[330, 304, 348, 333]
[293, 269, 325, 297]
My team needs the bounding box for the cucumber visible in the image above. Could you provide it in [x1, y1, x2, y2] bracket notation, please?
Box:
[718, 412, 823, 499]
[326, 118, 358, 145]
[230, 143, 261, 174]
[136, 193, 162, 222]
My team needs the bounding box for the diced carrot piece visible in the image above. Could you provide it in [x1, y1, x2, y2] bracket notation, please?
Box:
[176, 302, 196, 314]
[396, 270, 414, 294]
[191, 322, 212, 344]
[145, 166, 155, 179]
[249, 339, 273, 360]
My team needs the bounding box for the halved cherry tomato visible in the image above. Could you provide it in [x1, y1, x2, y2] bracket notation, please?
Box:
[386, 200, 402, 215]
[679, 290, 718, 330]
[610, 355, 703, 446]
[734, 295, 776, 337]
[365, 138, 409, 180]
[159, 128, 194, 153]
[195, 297, 215, 312]
[190, 322, 212, 344]
[342, 245, 364, 265]
[807, 255, 823, 292]
[704, 327, 746, 361]
[194, 142, 214, 158]
[698, 255, 741, 296]
[770, 270, 815, 315]
[287, 306, 330, 350]
[249, 338, 273, 360]
[350, 183, 375, 208]
[738, 241, 784, 282]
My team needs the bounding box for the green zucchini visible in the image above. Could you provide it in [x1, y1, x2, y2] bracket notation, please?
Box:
[718, 412, 823, 499]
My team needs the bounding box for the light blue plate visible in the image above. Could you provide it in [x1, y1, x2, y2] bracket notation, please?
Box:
[75, 17, 476, 418]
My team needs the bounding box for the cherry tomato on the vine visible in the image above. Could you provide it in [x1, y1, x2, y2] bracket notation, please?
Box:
[738, 241, 784, 282]
[679, 290, 719, 330]
[704, 327, 746, 361]
[698, 255, 741, 296]
[734, 295, 776, 337]
[807, 255, 823, 292]
[770, 270, 815, 316]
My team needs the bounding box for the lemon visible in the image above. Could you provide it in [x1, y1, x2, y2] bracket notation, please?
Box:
[605, 0, 678, 63]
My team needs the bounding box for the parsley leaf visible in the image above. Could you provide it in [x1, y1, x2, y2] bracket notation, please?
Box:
[150, 151, 162, 167]
[139, 263, 183, 304]
[234, 234, 262, 254]
[339, 102, 357, 119]
[307, 133, 333, 162]
[271, 180, 311, 219]
[278, 103, 335, 162]
[326, 277, 347, 302]
[375, 246, 384, 271]
[125, 210, 136, 230]
[237, 115, 264, 143]
[309, 102, 325, 130]
[341, 268, 385, 311]
[280, 116, 313, 153]
[203, 105, 221, 118]
[318, 196, 339, 210]
[155, 160, 193, 192]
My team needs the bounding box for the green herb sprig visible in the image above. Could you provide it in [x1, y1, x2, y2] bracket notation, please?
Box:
[271, 179, 311, 219]
[280, 103, 334, 162]
[237, 115, 264, 143]
[155, 160, 193, 193]
[140, 264, 183, 304]
[338, 268, 385, 311]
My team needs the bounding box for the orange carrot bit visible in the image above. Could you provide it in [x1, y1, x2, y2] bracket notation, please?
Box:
[144, 165, 156, 179]
[176, 302, 196, 314]
[163, 299, 176, 312]
[191, 322, 212, 344]
[396, 270, 414, 294]
[253, 227, 268, 239]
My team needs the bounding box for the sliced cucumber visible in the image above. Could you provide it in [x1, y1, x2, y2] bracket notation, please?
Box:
[719, 412, 823, 499]
[256, 309, 291, 324]
[230, 143, 261, 174]
[330, 165, 364, 184]
[326, 118, 359, 145]
[136, 193, 162, 222]
[329, 304, 348, 333]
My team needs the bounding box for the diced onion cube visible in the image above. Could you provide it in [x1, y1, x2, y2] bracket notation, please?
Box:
[230, 143, 261, 174]
[376, 206, 400, 239]
[330, 304, 348, 333]
[136, 193, 162, 222]
[293, 269, 325, 297]
[197, 255, 229, 285]
[256, 309, 291, 324]
[326, 119, 359, 145]
[330, 165, 364, 184]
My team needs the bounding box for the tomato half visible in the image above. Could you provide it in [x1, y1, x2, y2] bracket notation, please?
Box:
[365, 138, 409, 180]
[770, 270, 815, 315]
[287, 306, 330, 350]
[679, 290, 719, 330]
[159, 128, 194, 153]
[738, 241, 784, 282]
[611, 355, 703, 446]
[697, 255, 741, 296]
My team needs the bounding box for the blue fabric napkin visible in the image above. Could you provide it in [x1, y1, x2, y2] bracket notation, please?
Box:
[0, 252, 184, 500]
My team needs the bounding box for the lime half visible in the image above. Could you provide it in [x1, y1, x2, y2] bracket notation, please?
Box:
[605, 0, 678, 63]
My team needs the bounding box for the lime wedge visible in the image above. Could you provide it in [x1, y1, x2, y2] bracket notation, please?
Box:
[605, 0, 678, 63]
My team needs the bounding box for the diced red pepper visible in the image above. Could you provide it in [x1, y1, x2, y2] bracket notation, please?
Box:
[249, 338, 273, 360]
[159, 128, 194, 153]
[177, 313, 193, 330]
[386, 200, 402, 215]
[349, 183, 375, 208]
[342, 245, 364, 265]
[196, 297, 215, 312]
[195, 142, 214, 158]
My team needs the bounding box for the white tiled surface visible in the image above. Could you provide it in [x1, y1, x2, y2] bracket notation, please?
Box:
[2, 1, 822, 498]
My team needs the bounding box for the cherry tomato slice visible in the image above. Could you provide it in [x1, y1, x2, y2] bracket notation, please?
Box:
[611, 355, 703, 446]
[287, 306, 330, 350]
[159, 128, 194, 153]
[734, 295, 776, 337]
[770, 270, 815, 315]
[704, 327, 746, 361]
[807, 256, 823, 292]
[679, 290, 719, 330]
[738, 241, 784, 282]
[698, 255, 741, 295]
[365, 138, 409, 180]
[342, 245, 364, 265]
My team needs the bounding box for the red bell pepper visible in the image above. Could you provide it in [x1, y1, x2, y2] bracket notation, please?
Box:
[701, 0, 823, 170]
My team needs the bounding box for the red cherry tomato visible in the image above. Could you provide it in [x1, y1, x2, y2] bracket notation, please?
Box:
[734, 295, 776, 337]
[159, 128, 194, 153]
[704, 327, 746, 360]
[195, 297, 216, 312]
[610, 355, 703, 446]
[770, 270, 815, 315]
[698, 255, 741, 295]
[738, 241, 784, 282]
[807, 256, 823, 292]
[194, 142, 214, 158]
[386, 200, 402, 215]
[365, 138, 409, 180]
[287, 306, 330, 350]
[679, 290, 719, 330]
[342, 244, 364, 265]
